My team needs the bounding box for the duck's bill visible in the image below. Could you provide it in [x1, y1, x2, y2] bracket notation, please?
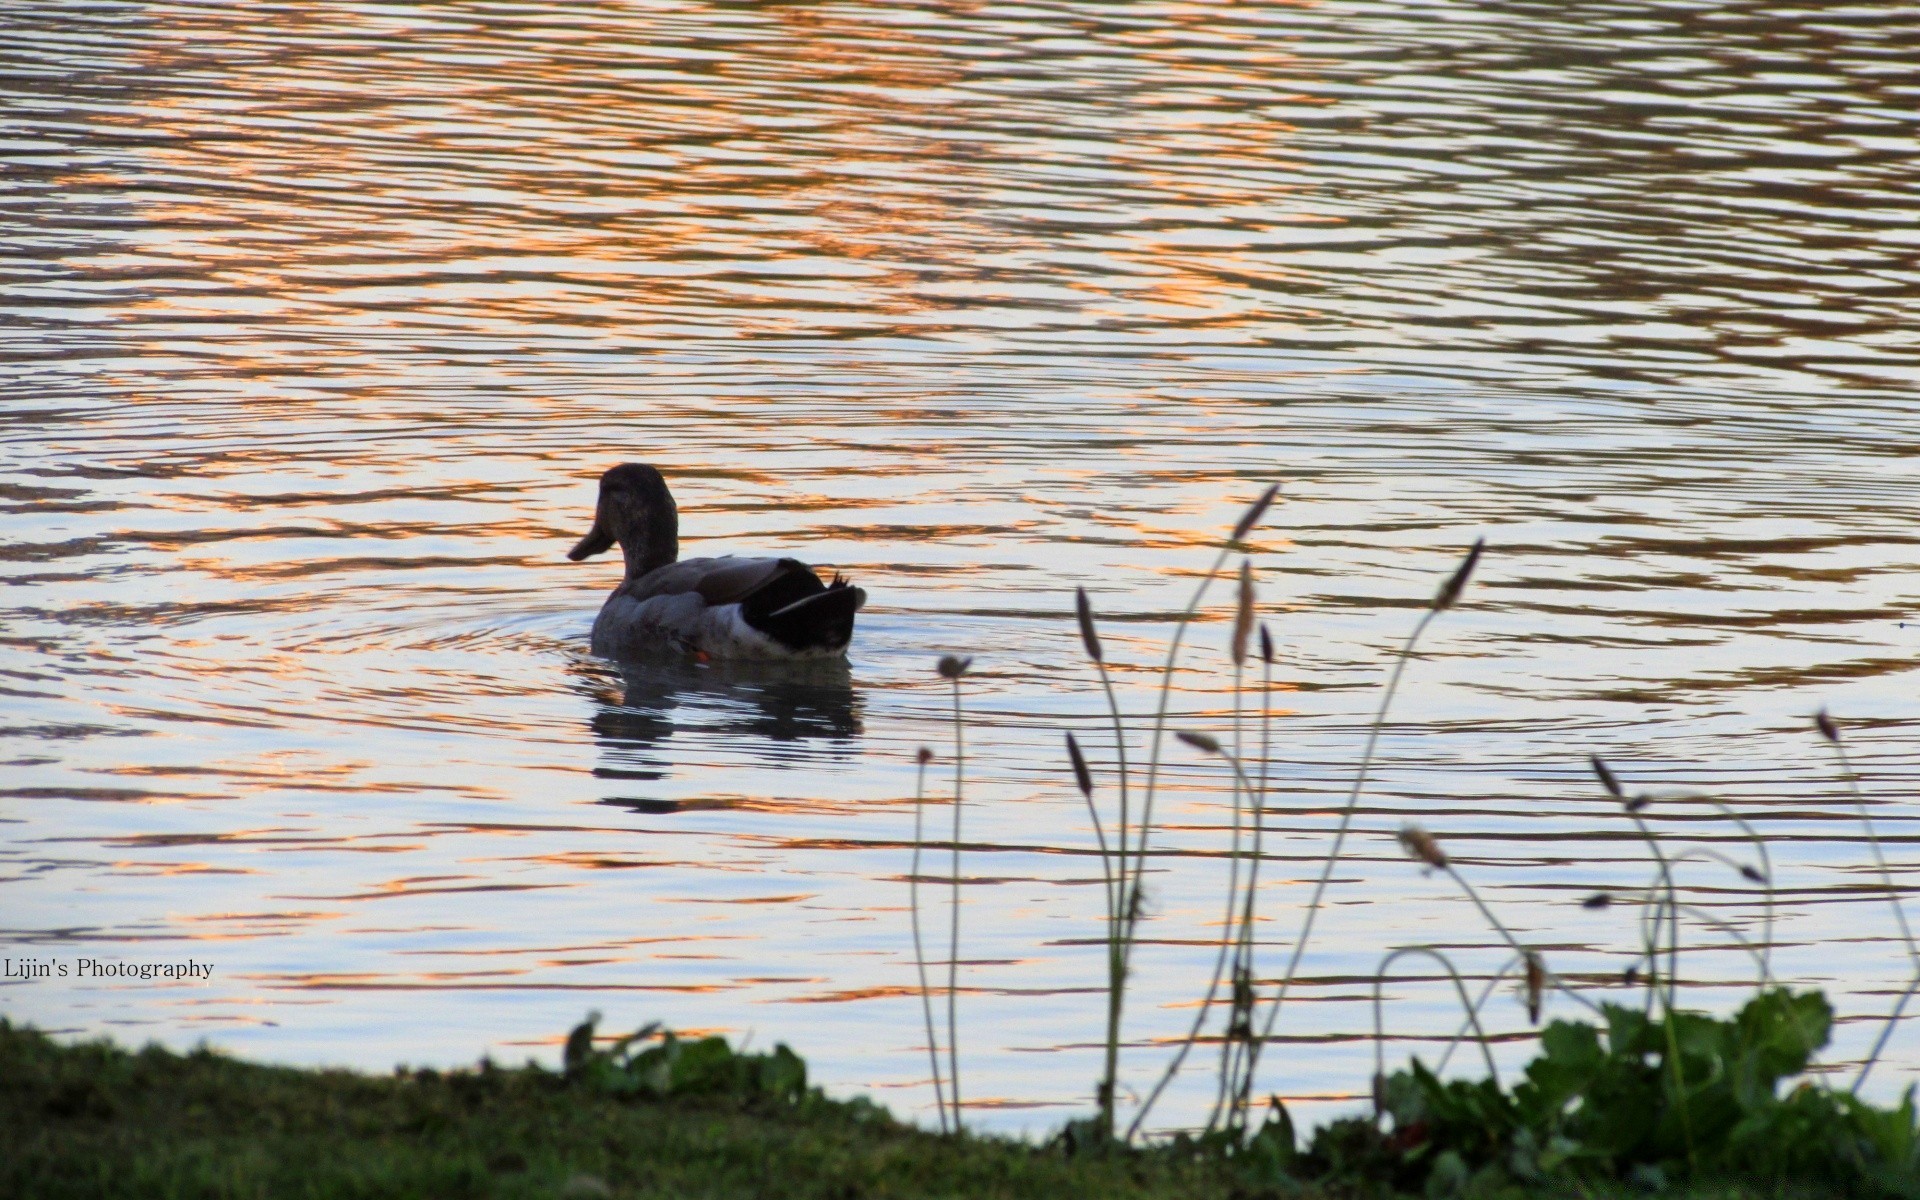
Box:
[568, 523, 615, 561]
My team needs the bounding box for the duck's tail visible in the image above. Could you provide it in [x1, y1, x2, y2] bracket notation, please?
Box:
[750, 575, 865, 654]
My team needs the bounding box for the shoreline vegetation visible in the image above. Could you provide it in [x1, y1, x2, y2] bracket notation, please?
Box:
[12, 490, 1918, 1198]
[0, 1010, 1895, 1199]
[887, 486, 1920, 1195]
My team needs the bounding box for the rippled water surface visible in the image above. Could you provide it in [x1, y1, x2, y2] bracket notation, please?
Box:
[5, 0, 1920, 1134]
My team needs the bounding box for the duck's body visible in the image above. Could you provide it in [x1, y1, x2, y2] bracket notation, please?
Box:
[568, 464, 864, 661]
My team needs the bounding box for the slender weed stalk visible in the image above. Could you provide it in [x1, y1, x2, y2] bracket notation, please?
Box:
[1119, 485, 1278, 1001]
[938, 653, 972, 1129]
[1065, 728, 1121, 1137]
[1209, 561, 1257, 1130]
[1222, 622, 1277, 1134]
[1593, 757, 1680, 1015]
[1817, 711, 1920, 1093]
[908, 745, 949, 1133]
[1075, 589, 1129, 1139]
[1673, 791, 1777, 978]
[1618, 784, 1777, 979]
[1631, 893, 1773, 989]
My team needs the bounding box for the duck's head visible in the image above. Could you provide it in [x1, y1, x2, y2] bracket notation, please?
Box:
[568, 463, 679, 576]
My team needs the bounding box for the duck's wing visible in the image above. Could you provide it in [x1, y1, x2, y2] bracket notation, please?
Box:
[620, 556, 818, 604]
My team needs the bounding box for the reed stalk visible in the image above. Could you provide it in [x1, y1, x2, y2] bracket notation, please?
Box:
[908, 746, 949, 1133]
[938, 654, 972, 1129]
[1434, 951, 1523, 1073]
[1075, 588, 1129, 1140]
[1207, 561, 1257, 1131]
[1223, 623, 1276, 1133]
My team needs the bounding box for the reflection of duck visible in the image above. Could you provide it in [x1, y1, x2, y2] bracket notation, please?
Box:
[573, 655, 862, 809]
[567, 463, 866, 660]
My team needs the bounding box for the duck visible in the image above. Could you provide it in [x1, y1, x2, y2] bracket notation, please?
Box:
[567, 463, 866, 661]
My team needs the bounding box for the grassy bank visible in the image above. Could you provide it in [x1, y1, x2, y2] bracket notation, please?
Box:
[0, 1017, 1239, 1200]
[0, 1017, 1865, 1200]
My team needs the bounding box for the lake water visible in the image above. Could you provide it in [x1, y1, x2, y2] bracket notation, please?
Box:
[4, 0, 1918, 1136]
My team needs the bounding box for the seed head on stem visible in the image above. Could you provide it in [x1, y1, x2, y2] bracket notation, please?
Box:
[1590, 754, 1623, 800]
[1074, 587, 1103, 665]
[1398, 823, 1448, 871]
[1431, 538, 1485, 612]
[1177, 730, 1223, 755]
[1066, 731, 1094, 798]
[1231, 560, 1255, 667]
[1230, 483, 1281, 546]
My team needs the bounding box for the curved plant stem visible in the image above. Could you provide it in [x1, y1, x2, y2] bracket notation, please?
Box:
[1687, 794, 1777, 979]
[908, 752, 949, 1133]
[1435, 952, 1523, 1073]
[1858, 980, 1920, 1094]
[1639, 789, 1777, 979]
[1634, 897, 1772, 988]
[1438, 860, 1602, 1017]
[1621, 806, 1680, 1015]
[1824, 731, 1920, 1092]
[1373, 946, 1502, 1087]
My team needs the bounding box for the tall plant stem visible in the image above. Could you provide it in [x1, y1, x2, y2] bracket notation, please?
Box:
[1690, 795, 1777, 978]
[1634, 898, 1773, 987]
[1107, 488, 1276, 1141]
[1119, 545, 1235, 982]
[908, 752, 949, 1133]
[1129, 747, 1260, 1139]
[946, 677, 965, 1128]
[1209, 656, 1249, 1130]
[1225, 649, 1276, 1129]
[1094, 658, 1130, 1138]
[1830, 734, 1918, 966]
